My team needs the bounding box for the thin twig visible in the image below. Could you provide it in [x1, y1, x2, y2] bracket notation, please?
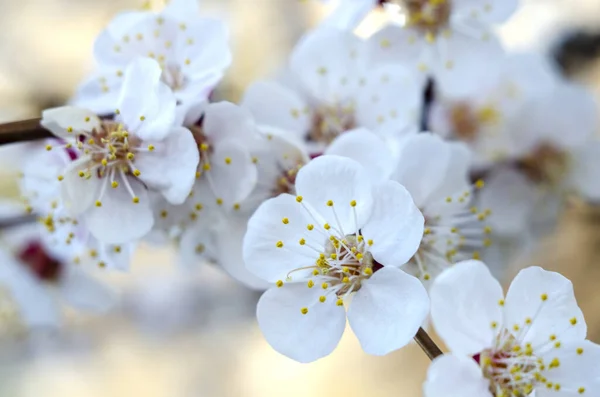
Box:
[414, 327, 443, 360]
[0, 214, 38, 229]
[0, 118, 52, 145]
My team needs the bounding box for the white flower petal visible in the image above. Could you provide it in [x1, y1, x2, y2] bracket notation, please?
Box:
[201, 140, 258, 208]
[423, 354, 492, 397]
[257, 284, 346, 363]
[243, 194, 324, 282]
[93, 12, 149, 66]
[136, 126, 199, 205]
[347, 267, 429, 355]
[178, 224, 216, 270]
[320, 0, 376, 31]
[477, 167, 537, 236]
[202, 101, 257, 145]
[393, 133, 452, 206]
[241, 81, 309, 136]
[118, 58, 176, 141]
[539, 340, 600, 394]
[361, 181, 424, 267]
[430, 260, 504, 356]
[295, 155, 373, 234]
[290, 27, 367, 100]
[60, 266, 117, 313]
[0, 250, 61, 328]
[480, 0, 519, 23]
[325, 128, 394, 184]
[215, 216, 270, 291]
[61, 158, 102, 216]
[85, 177, 154, 244]
[367, 24, 424, 69]
[504, 266, 586, 351]
[71, 70, 123, 115]
[41, 107, 100, 139]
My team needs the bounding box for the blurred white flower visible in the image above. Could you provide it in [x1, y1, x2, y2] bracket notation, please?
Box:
[73, 0, 231, 114]
[243, 155, 428, 362]
[41, 58, 199, 244]
[431, 53, 562, 169]
[369, 0, 515, 75]
[424, 260, 600, 397]
[0, 204, 116, 333]
[242, 27, 423, 155]
[477, 81, 600, 237]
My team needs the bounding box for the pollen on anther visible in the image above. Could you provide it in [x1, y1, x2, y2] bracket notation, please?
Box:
[307, 224, 314, 230]
[321, 282, 328, 289]
[95, 201, 102, 207]
[350, 200, 357, 207]
[276, 280, 283, 288]
[148, 145, 155, 151]
[299, 238, 306, 246]
[570, 317, 578, 325]
[224, 157, 232, 165]
[216, 198, 223, 206]
[111, 181, 119, 188]
[140, 115, 146, 121]
[57, 175, 64, 181]
[319, 296, 326, 303]
[45, 144, 52, 151]
[301, 307, 308, 315]
[132, 197, 140, 204]
[307, 280, 314, 288]
[296, 195, 303, 203]
[276, 241, 284, 248]
[577, 347, 584, 355]
[541, 293, 548, 301]
[133, 169, 141, 177]
[336, 299, 344, 306]
[498, 299, 505, 306]
[326, 200, 334, 206]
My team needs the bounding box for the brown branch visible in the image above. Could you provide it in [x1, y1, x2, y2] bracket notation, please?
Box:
[414, 327, 443, 360]
[0, 214, 38, 229]
[0, 118, 52, 145]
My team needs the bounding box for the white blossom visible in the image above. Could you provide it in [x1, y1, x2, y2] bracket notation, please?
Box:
[424, 260, 600, 397]
[241, 27, 423, 155]
[41, 58, 199, 244]
[243, 155, 429, 362]
[73, 0, 231, 114]
[369, 0, 515, 75]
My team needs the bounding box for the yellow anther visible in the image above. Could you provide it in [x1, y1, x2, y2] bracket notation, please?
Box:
[336, 299, 344, 306]
[114, 246, 121, 253]
[356, 252, 363, 260]
[326, 200, 334, 207]
[350, 200, 357, 207]
[276, 280, 283, 288]
[276, 241, 284, 248]
[550, 334, 557, 341]
[67, 126, 73, 133]
[322, 282, 328, 289]
[139, 116, 145, 121]
[101, 158, 108, 166]
[330, 253, 337, 260]
[203, 163, 211, 171]
[446, 196, 452, 203]
[306, 224, 314, 231]
[45, 144, 52, 151]
[133, 169, 141, 177]
[570, 317, 578, 325]
[299, 238, 306, 246]
[319, 296, 326, 303]
[200, 143, 209, 151]
[224, 157, 232, 165]
[95, 200, 102, 207]
[132, 197, 140, 204]
[300, 307, 308, 315]
[555, 342, 562, 348]
[216, 198, 223, 205]
[148, 145, 155, 151]
[342, 277, 350, 283]
[491, 321, 498, 329]
[525, 317, 532, 325]
[578, 387, 585, 394]
[498, 299, 505, 306]
[364, 267, 373, 276]
[450, 227, 458, 233]
[513, 324, 520, 332]
[296, 195, 303, 203]
[577, 347, 584, 355]
[423, 273, 431, 280]
[324, 223, 331, 230]
[367, 239, 373, 246]
[475, 179, 485, 189]
[484, 226, 492, 234]
[312, 269, 319, 276]
[85, 116, 91, 122]
[541, 293, 548, 301]
[127, 152, 135, 160]
[57, 175, 64, 181]
[233, 203, 240, 211]
[424, 228, 431, 235]
[307, 280, 314, 288]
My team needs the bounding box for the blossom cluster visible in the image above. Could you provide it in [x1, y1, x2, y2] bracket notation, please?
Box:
[0, 0, 599, 395]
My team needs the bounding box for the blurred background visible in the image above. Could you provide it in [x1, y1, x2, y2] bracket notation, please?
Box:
[1, 0, 600, 396]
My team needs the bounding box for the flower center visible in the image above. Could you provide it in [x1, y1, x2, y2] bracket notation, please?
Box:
[402, 0, 452, 34]
[273, 164, 304, 196]
[161, 63, 187, 92]
[310, 103, 356, 145]
[17, 241, 62, 283]
[516, 144, 570, 188]
[449, 103, 501, 142]
[406, 182, 491, 283]
[478, 331, 542, 397]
